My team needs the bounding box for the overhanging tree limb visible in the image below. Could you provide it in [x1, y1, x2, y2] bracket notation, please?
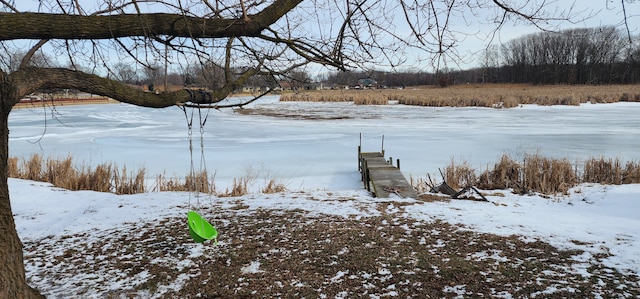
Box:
[10, 67, 260, 108]
[0, 0, 303, 40]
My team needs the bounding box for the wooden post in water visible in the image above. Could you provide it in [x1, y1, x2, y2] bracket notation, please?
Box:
[358, 145, 361, 172]
[397, 159, 400, 170]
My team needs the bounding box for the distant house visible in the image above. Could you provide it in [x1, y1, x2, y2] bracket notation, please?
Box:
[358, 78, 378, 89]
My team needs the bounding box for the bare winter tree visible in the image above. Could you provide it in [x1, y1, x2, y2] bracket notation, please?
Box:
[0, 0, 619, 297]
[112, 62, 139, 85]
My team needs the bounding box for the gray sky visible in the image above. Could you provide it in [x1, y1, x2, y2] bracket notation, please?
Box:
[402, 0, 638, 70]
[5, 0, 638, 72]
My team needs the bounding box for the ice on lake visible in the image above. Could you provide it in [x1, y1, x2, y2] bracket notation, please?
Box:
[9, 96, 640, 190]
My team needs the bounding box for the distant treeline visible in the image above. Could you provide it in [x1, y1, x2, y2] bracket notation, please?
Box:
[105, 26, 638, 89]
[323, 26, 640, 86]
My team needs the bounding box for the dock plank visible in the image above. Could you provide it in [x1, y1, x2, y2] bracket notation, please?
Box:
[359, 151, 417, 198]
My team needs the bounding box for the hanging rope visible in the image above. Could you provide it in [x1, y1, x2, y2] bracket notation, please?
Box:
[198, 106, 210, 196]
[181, 90, 197, 208]
[181, 89, 219, 244]
[180, 89, 211, 208]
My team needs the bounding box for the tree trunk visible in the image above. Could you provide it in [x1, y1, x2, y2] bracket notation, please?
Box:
[0, 79, 44, 298]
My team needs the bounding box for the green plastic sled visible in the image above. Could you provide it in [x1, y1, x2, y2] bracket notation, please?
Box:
[187, 211, 218, 243]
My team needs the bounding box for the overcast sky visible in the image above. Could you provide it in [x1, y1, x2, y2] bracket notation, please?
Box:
[5, 0, 638, 72]
[412, 0, 638, 70]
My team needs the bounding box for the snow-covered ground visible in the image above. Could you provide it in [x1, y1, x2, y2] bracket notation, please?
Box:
[10, 179, 640, 297]
[8, 98, 640, 297]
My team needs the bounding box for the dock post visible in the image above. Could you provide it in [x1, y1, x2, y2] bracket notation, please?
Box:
[358, 145, 361, 172]
[365, 168, 371, 191]
[397, 159, 401, 170]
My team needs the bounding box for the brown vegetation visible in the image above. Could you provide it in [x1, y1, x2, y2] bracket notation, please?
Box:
[281, 84, 640, 108]
[8, 154, 143, 194]
[12, 153, 640, 198]
[421, 154, 640, 196]
[281, 90, 390, 105]
[9, 154, 287, 197]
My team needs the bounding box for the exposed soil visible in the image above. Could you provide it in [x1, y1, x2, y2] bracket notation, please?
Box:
[22, 198, 639, 298]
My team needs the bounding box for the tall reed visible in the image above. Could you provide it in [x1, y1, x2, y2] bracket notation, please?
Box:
[443, 159, 476, 190]
[9, 154, 146, 194]
[9, 154, 287, 197]
[282, 84, 640, 108]
[433, 154, 640, 195]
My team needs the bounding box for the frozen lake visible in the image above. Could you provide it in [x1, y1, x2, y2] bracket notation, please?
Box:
[8, 96, 640, 190]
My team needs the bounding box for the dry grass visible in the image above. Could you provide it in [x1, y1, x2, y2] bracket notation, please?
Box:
[477, 153, 579, 195]
[9, 154, 287, 197]
[10, 153, 640, 197]
[282, 84, 640, 108]
[219, 177, 250, 197]
[443, 159, 477, 190]
[476, 154, 522, 191]
[9, 154, 145, 194]
[112, 165, 147, 194]
[520, 154, 578, 195]
[262, 179, 288, 194]
[419, 153, 640, 196]
[280, 90, 390, 105]
[583, 157, 640, 185]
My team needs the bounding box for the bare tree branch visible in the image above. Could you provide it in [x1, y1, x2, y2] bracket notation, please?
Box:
[0, 0, 19, 12]
[0, 0, 303, 41]
[621, 0, 632, 43]
[10, 66, 261, 108]
[19, 40, 49, 69]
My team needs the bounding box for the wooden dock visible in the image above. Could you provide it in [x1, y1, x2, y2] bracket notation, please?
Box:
[358, 148, 418, 198]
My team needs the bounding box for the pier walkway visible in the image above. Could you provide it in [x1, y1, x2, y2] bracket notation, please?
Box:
[358, 148, 417, 198]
